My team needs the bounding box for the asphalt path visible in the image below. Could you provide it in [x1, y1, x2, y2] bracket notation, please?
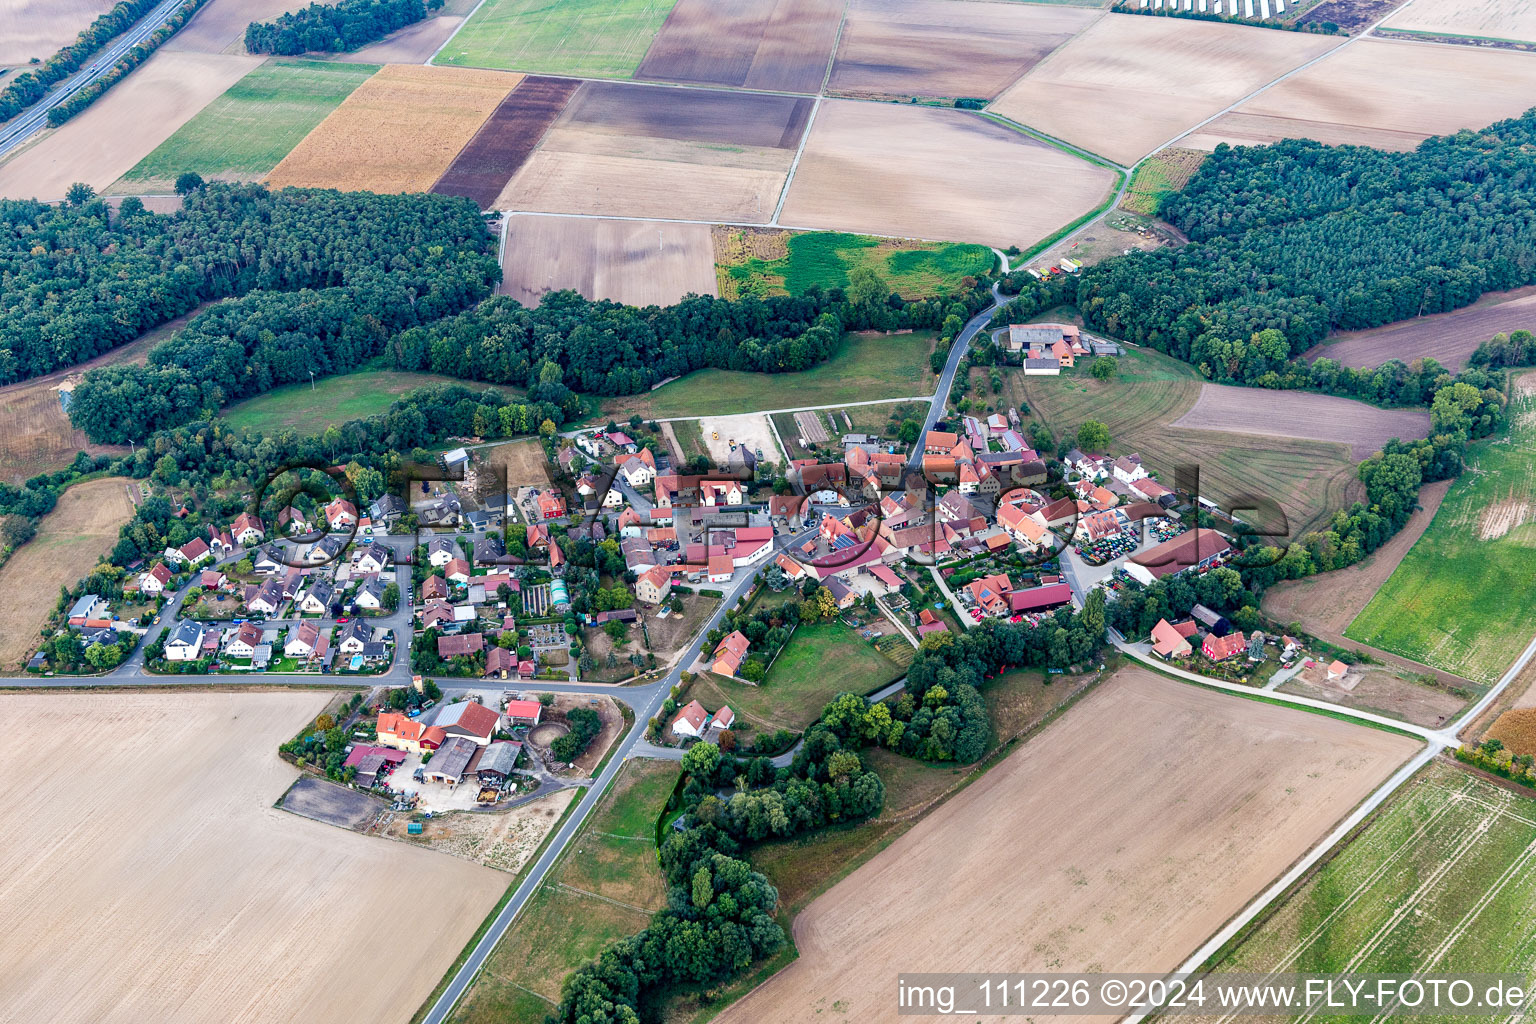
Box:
[0, 0, 194, 159]
[906, 281, 1007, 473]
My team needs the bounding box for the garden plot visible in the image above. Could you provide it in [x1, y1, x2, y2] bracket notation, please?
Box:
[500, 215, 718, 307]
[635, 0, 843, 93]
[829, 0, 1099, 100]
[988, 14, 1343, 165]
[778, 100, 1116, 247]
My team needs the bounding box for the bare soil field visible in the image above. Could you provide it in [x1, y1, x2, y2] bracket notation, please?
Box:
[716, 668, 1418, 1024]
[473, 437, 550, 500]
[0, 477, 134, 669]
[1186, 38, 1536, 153]
[497, 81, 799, 222]
[434, 76, 579, 209]
[829, 0, 1099, 100]
[387, 788, 576, 870]
[699, 413, 779, 465]
[335, 14, 463, 62]
[1, 0, 119, 64]
[0, 691, 507, 1024]
[501, 215, 717, 306]
[988, 14, 1343, 165]
[1171, 383, 1430, 459]
[1279, 663, 1469, 728]
[163, 0, 308, 53]
[634, 0, 843, 93]
[266, 64, 521, 193]
[1382, 0, 1536, 43]
[779, 100, 1116, 246]
[0, 50, 262, 201]
[1304, 286, 1536, 372]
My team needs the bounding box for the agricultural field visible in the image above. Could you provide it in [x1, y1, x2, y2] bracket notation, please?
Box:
[265, 64, 521, 193]
[448, 758, 677, 1024]
[1119, 147, 1207, 216]
[1187, 37, 1536, 152]
[636, 0, 843, 93]
[498, 80, 804, 222]
[433, 76, 579, 209]
[828, 0, 1099, 100]
[1381, 0, 1536, 44]
[779, 101, 1117, 247]
[1171, 383, 1431, 460]
[330, 0, 483, 64]
[162, 0, 311, 54]
[988, 14, 1343, 165]
[598, 329, 935, 419]
[114, 60, 378, 190]
[1010, 353, 1363, 539]
[0, 50, 262, 201]
[1305, 287, 1536, 373]
[0, 477, 134, 670]
[0, 691, 507, 1024]
[1192, 760, 1536, 1018]
[713, 228, 993, 299]
[715, 667, 1419, 1024]
[503, 215, 718, 307]
[1346, 373, 1536, 684]
[436, 0, 676, 77]
[2, 0, 118, 65]
[692, 621, 907, 732]
[220, 366, 476, 434]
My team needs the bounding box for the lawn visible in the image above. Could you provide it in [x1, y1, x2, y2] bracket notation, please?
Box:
[435, 0, 675, 76]
[715, 229, 995, 301]
[599, 330, 936, 419]
[1347, 374, 1536, 683]
[220, 365, 481, 434]
[693, 621, 906, 733]
[449, 759, 676, 1024]
[116, 60, 378, 189]
[1204, 760, 1536, 1000]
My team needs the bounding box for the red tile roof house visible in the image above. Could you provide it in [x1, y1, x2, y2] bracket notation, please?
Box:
[232, 513, 265, 544]
[504, 698, 543, 725]
[438, 632, 485, 659]
[917, 608, 948, 635]
[1202, 631, 1248, 663]
[711, 630, 751, 677]
[964, 573, 1013, 617]
[324, 498, 358, 529]
[671, 699, 711, 739]
[433, 700, 501, 746]
[377, 712, 446, 754]
[1150, 618, 1194, 659]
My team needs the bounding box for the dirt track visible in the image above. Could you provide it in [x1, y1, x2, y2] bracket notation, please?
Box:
[716, 668, 1418, 1023]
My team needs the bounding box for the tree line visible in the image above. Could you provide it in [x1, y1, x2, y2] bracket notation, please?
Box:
[244, 0, 443, 55]
[46, 0, 215, 127]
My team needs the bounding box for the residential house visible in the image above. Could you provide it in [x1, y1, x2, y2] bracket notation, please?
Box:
[232, 513, 265, 545]
[355, 546, 391, 575]
[432, 700, 501, 746]
[178, 537, 211, 567]
[711, 631, 751, 677]
[671, 699, 711, 738]
[1150, 618, 1194, 659]
[67, 594, 108, 626]
[535, 491, 566, 520]
[140, 563, 174, 596]
[164, 621, 205, 661]
[615, 448, 656, 487]
[917, 608, 948, 636]
[298, 579, 335, 615]
[247, 578, 284, 616]
[438, 632, 485, 659]
[427, 537, 459, 567]
[636, 565, 675, 605]
[997, 502, 1048, 550]
[421, 575, 449, 601]
[963, 573, 1013, 617]
[285, 621, 322, 658]
[1202, 632, 1247, 662]
[277, 506, 310, 535]
[823, 577, 858, 610]
[354, 578, 388, 612]
[485, 646, 516, 679]
[706, 706, 735, 741]
[225, 622, 262, 659]
[377, 712, 446, 754]
[369, 494, 406, 524]
[252, 547, 283, 575]
[325, 499, 358, 530]
[1112, 454, 1148, 484]
[206, 527, 234, 558]
[444, 558, 472, 585]
[706, 554, 733, 583]
[337, 620, 371, 655]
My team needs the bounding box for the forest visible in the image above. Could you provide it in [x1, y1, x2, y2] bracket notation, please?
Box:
[244, 0, 443, 55]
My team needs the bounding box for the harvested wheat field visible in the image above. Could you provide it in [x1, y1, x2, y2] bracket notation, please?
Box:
[0, 477, 134, 669]
[829, 0, 1099, 100]
[717, 668, 1418, 1024]
[0, 50, 262, 201]
[1488, 708, 1536, 756]
[267, 64, 521, 193]
[502, 215, 717, 306]
[1382, 0, 1536, 44]
[1186, 38, 1536, 153]
[0, 691, 507, 1024]
[1, 0, 118, 64]
[635, 0, 843, 93]
[989, 14, 1342, 165]
[434, 76, 578, 208]
[779, 100, 1115, 246]
[1305, 287, 1536, 373]
[163, 0, 308, 53]
[498, 81, 806, 222]
[1172, 383, 1430, 459]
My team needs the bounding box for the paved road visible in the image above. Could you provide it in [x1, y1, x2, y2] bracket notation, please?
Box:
[0, 0, 194, 160]
[905, 281, 1007, 473]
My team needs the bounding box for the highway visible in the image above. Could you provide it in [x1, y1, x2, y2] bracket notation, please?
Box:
[0, 0, 193, 160]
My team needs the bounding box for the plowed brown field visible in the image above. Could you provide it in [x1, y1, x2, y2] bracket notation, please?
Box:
[716, 668, 1418, 1024]
[433, 75, 577, 209]
[635, 0, 842, 93]
[1172, 383, 1431, 460]
[3, 0, 119, 64]
[501, 215, 717, 306]
[1305, 287, 1536, 372]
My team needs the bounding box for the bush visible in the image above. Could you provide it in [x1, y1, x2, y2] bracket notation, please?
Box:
[550, 707, 601, 762]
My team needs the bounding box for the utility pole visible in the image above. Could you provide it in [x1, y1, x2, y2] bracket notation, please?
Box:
[309, 369, 316, 392]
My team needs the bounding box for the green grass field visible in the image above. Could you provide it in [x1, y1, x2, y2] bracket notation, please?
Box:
[220, 365, 483, 434]
[116, 60, 378, 188]
[716, 230, 995, 300]
[1206, 760, 1536, 1016]
[1347, 375, 1536, 683]
[450, 759, 677, 1024]
[1118, 148, 1207, 217]
[600, 330, 936, 420]
[435, 0, 674, 76]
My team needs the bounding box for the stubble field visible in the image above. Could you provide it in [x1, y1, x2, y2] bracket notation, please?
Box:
[716, 668, 1419, 1024]
[635, 0, 843, 93]
[0, 477, 134, 669]
[501, 215, 718, 307]
[988, 14, 1343, 165]
[2, 0, 118, 64]
[779, 100, 1117, 246]
[433, 76, 578, 209]
[1171, 383, 1431, 460]
[266, 64, 522, 193]
[1381, 0, 1536, 44]
[829, 0, 1099, 100]
[1187, 38, 1536, 152]
[0, 50, 262, 201]
[0, 691, 508, 1024]
[1305, 287, 1536, 373]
